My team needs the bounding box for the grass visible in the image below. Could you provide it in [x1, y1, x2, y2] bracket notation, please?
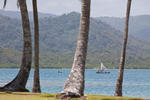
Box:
[0, 92, 55, 100]
[0, 92, 149, 100]
[87, 95, 149, 100]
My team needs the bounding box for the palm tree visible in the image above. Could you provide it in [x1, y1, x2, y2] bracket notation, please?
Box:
[114, 0, 132, 96]
[60, 0, 91, 98]
[0, 0, 32, 91]
[32, 0, 41, 93]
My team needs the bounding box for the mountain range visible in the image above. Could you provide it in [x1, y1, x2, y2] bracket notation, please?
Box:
[0, 11, 150, 68]
[0, 10, 56, 20]
[97, 15, 150, 41]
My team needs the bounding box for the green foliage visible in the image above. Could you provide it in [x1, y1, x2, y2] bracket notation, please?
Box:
[98, 15, 150, 41]
[0, 48, 21, 66]
[0, 12, 150, 68]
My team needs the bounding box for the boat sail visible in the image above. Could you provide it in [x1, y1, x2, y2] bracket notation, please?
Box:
[96, 62, 110, 74]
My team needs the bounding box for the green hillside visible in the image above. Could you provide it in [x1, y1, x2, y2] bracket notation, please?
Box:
[98, 15, 150, 41]
[0, 12, 150, 68]
[0, 48, 21, 67]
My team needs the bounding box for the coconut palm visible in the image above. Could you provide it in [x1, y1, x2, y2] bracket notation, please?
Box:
[114, 0, 132, 96]
[32, 0, 41, 93]
[60, 0, 91, 98]
[0, 0, 32, 91]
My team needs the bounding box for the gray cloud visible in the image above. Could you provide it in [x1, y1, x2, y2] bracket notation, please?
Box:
[0, 0, 150, 17]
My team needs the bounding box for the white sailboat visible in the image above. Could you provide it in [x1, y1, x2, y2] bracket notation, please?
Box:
[96, 62, 110, 74]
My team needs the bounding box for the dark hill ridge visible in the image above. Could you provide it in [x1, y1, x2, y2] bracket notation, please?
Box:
[0, 12, 150, 68]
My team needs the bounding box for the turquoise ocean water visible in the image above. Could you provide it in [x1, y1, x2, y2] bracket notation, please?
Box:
[0, 68, 150, 99]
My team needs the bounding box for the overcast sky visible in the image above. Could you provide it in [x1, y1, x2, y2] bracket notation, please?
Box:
[0, 0, 150, 17]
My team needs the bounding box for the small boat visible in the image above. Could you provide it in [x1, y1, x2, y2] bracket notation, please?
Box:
[58, 70, 62, 73]
[58, 68, 62, 73]
[96, 62, 110, 74]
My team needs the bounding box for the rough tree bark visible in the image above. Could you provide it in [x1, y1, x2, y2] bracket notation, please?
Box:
[114, 0, 132, 96]
[32, 0, 41, 93]
[0, 0, 32, 92]
[60, 0, 91, 98]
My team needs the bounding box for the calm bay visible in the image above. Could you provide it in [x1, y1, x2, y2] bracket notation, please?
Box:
[0, 68, 150, 99]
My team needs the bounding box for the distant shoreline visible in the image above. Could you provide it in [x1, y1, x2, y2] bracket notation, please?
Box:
[0, 64, 149, 69]
[0, 67, 150, 69]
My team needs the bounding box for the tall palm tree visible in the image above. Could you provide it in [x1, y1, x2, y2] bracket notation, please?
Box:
[0, 0, 32, 91]
[60, 0, 91, 98]
[114, 0, 132, 96]
[32, 0, 41, 93]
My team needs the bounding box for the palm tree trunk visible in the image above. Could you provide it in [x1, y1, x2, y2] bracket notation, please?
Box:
[0, 0, 32, 92]
[3, 0, 7, 8]
[60, 0, 91, 98]
[32, 0, 41, 93]
[114, 0, 132, 96]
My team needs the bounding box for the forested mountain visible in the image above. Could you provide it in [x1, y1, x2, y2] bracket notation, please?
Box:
[97, 15, 150, 41]
[0, 48, 21, 67]
[0, 12, 150, 68]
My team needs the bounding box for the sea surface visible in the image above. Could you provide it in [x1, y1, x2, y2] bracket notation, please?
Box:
[0, 68, 150, 99]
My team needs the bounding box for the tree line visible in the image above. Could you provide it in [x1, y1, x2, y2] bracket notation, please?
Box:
[0, 0, 132, 98]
